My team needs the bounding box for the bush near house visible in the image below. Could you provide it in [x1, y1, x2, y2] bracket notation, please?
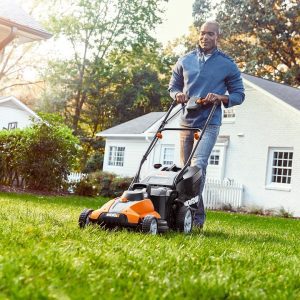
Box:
[74, 171, 132, 197]
[0, 115, 79, 191]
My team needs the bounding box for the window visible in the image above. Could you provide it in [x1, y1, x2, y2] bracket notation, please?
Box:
[267, 148, 293, 188]
[108, 146, 125, 166]
[162, 146, 174, 165]
[223, 108, 235, 119]
[209, 149, 220, 165]
[8, 122, 18, 130]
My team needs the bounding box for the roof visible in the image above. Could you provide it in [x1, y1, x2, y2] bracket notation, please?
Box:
[242, 73, 300, 111]
[98, 112, 165, 136]
[0, 0, 52, 44]
[0, 96, 40, 120]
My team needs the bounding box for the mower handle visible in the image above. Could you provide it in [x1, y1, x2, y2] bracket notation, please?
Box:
[129, 99, 218, 189]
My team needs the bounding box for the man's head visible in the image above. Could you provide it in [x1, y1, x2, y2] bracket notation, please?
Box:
[199, 21, 220, 54]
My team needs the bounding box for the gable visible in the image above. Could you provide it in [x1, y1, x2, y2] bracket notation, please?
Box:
[242, 74, 300, 112]
[0, 96, 40, 120]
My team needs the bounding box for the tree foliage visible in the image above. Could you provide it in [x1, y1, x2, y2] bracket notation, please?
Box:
[43, 0, 168, 135]
[192, 0, 300, 86]
[39, 0, 172, 167]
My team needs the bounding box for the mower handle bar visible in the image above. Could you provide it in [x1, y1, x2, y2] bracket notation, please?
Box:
[128, 99, 218, 190]
[129, 99, 178, 189]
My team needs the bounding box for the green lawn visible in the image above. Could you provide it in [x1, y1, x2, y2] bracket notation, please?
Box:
[0, 192, 299, 300]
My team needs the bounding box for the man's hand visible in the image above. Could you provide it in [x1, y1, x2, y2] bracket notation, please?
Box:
[175, 92, 188, 104]
[202, 93, 229, 106]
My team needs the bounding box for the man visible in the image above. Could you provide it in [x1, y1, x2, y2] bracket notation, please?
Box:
[168, 20, 245, 228]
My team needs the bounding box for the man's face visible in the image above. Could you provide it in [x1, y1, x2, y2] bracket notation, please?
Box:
[199, 23, 219, 53]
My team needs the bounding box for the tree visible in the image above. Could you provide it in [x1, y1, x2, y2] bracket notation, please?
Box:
[0, 42, 44, 98]
[44, 0, 168, 135]
[192, 0, 300, 86]
[70, 44, 173, 167]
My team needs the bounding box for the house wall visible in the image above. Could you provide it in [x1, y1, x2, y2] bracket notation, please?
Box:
[220, 84, 300, 216]
[103, 137, 152, 178]
[0, 105, 34, 129]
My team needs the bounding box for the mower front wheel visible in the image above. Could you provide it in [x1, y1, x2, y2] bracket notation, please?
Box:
[78, 208, 94, 228]
[141, 215, 158, 235]
[176, 206, 193, 234]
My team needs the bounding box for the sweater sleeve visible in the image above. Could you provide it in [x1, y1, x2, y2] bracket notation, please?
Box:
[168, 59, 184, 100]
[224, 63, 245, 108]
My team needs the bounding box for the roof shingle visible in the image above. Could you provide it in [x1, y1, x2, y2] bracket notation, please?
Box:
[242, 73, 300, 111]
[99, 112, 165, 135]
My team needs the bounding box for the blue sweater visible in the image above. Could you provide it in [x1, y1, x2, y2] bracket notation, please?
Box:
[168, 47, 245, 128]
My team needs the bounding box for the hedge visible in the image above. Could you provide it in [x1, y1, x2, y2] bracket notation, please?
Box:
[0, 117, 79, 191]
[74, 171, 133, 197]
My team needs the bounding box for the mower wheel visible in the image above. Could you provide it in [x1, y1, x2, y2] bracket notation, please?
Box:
[78, 208, 94, 228]
[157, 219, 169, 234]
[176, 206, 193, 234]
[141, 215, 158, 235]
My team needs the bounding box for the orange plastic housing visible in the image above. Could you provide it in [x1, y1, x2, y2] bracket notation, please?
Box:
[89, 198, 160, 224]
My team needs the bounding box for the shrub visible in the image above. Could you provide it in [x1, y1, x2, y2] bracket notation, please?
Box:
[83, 152, 104, 173]
[0, 129, 29, 187]
[74, 171, 133, 197]
[276, 207, 293, 218]
[0, 115, 79, 192]
[110, 176, 133, 197]
[74, 179, 97, 197]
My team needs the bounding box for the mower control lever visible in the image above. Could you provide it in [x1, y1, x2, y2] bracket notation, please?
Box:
[186, 97, 206, 110]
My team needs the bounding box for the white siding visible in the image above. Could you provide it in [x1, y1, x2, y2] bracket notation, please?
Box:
[103, 138, 151, 177]
[220, 85, 300, 216]
[0, 106, 34, 129]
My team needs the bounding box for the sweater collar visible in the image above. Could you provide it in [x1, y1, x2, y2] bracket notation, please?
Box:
[196, 45, 218, 57]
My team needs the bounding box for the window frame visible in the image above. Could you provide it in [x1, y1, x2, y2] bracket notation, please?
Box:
[223, 107, 236, 123]
[8, 122, 18, 130]
[266, 147, 293, 191]
[108, 146, 125, 167]
[209, 149, 220, 166]
[161, 145, 175, 166]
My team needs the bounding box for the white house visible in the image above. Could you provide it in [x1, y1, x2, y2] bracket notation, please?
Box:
[0, 96, 40, 130]
[98, 74, 300, 216]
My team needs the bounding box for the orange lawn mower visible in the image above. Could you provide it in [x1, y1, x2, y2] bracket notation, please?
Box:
[78, 98, 218, 234]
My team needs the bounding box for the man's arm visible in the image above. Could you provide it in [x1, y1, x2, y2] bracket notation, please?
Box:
[202, 63, 245, 107]
[223, 63, 245, 108]
[168, 59, 185, 103]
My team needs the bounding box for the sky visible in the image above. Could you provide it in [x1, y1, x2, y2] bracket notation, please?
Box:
[155, 0, 195, 45]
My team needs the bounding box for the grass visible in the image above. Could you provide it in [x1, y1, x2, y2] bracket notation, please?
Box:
[0, 192, 299, 300]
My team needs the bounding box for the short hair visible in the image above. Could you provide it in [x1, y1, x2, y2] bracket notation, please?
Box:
[201, 20, 221, 35]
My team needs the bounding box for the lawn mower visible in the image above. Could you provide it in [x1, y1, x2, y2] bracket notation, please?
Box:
[79, 98, 218, 234]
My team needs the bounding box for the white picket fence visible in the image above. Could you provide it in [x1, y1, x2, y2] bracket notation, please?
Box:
[67, 172, 87, 183]
[203, 178, 243, 209]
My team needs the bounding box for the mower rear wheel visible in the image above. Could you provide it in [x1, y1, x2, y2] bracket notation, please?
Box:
[176, 206, 193, 234]
[141, 215, 158, 235]
[78, 208, 94, 228]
